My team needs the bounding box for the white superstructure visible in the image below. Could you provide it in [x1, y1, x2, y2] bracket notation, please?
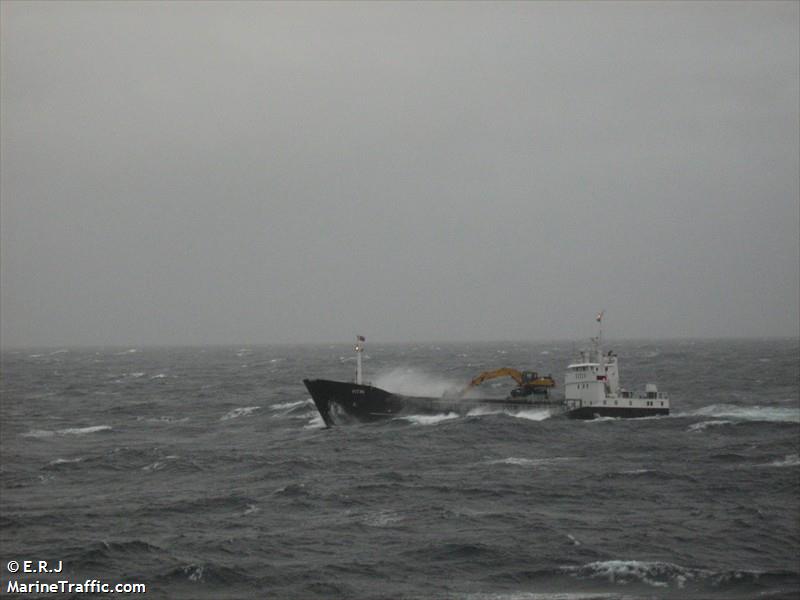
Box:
[564, 313, 669, 416]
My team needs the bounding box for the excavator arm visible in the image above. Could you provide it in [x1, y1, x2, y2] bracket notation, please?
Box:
[460, 367, 555, 398]
[467, 367, 525, 388]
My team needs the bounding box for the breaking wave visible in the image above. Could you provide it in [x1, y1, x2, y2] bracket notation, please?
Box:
[512, 409, 553, 421]
[220, 406, 260, 421]
[562, 559, 799, 592]
[488, 457, 576, 467]
[22, 425, 112, 438]
[303, 413, 325, 429]
[759, 454, 800, 468]
[271, 400, 313, 411]
[687, 420, 734, 432]
[395, 413, 460, 426]
[691, 405, 800, 423]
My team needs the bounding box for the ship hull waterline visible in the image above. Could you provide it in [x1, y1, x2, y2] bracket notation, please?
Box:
[303, 379, 667, 426]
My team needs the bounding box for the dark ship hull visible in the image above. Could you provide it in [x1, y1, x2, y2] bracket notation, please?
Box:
[564, 405, 670, 419]
[303, 379, 562, 427]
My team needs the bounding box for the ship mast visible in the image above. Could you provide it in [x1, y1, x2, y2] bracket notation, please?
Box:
[354, 335, 365, 385]
[595, 310, 605, 363]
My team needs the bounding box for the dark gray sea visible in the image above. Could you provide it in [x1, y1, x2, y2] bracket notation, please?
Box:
[1, 339, 798, 600]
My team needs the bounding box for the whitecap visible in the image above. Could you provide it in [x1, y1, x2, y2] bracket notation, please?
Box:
[303, 413, 326, 429]
[760, 454, 800, 468]
[23, 425, 111, 438]
[488, 457, 576, 467]
[140, 416, 189, 424]
[512, 409, 552, 421]
[396, 413, 459, 426]
[143, 455, 179, 471]
[49, 457, 84, 465]
[22, 429, 55, 438]
[149, 374, 168, 379]
[687, 420, 733, 432]
[220, 406, 261, 421]
[61, 425, 112, 435]
[563, 559, 699, 588]
[363, 509, 403, 527]
[270, 400, 313, 411]
[693, 404, 800, 423]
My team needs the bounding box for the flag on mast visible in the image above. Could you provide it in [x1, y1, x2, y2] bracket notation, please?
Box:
[357, 335, 365, 342]
[596, 310, 605, 323]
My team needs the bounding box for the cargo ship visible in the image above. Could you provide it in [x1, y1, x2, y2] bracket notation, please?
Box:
[304, 315, 669, 426]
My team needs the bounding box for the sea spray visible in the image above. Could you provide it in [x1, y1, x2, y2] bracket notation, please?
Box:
[372, 368, 460, 398]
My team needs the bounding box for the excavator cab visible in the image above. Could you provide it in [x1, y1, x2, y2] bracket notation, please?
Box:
[462, 368, 555, 398]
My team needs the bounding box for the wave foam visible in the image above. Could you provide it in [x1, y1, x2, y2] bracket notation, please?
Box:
[688, 420, 733, 432]
[396, 413, 459, 426]
[363, 509, 404, 527]
[760, 454, 800, 468]
[270, 400, 313, 411]
[512, 409, 553, 421]
[220, 406, 260, 421]
[562, 559, 795, 591]
[489, 457, 576, 467]
[564, 560, 701, 588]
[692, 404, 799, 423]
[304, 413, 325, 429]
[466, 406, 505, 417]
[22, 425, 112, 438]
[48, 457, 84, 465]
[137, 415, 189, 425]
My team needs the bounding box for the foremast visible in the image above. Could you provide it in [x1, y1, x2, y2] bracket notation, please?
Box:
[354, 335, 365, 385]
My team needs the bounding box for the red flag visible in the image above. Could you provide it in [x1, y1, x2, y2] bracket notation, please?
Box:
[596, 311, 604, 322]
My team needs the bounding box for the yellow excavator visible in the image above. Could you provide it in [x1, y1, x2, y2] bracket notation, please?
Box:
[461, 367, 556, 398]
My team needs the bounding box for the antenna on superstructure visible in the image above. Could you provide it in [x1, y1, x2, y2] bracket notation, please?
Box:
[595, 310, 605, 362]
[354, 335, 365, 385]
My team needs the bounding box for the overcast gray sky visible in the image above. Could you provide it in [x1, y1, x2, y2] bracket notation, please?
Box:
[1, 1, 798, 347]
